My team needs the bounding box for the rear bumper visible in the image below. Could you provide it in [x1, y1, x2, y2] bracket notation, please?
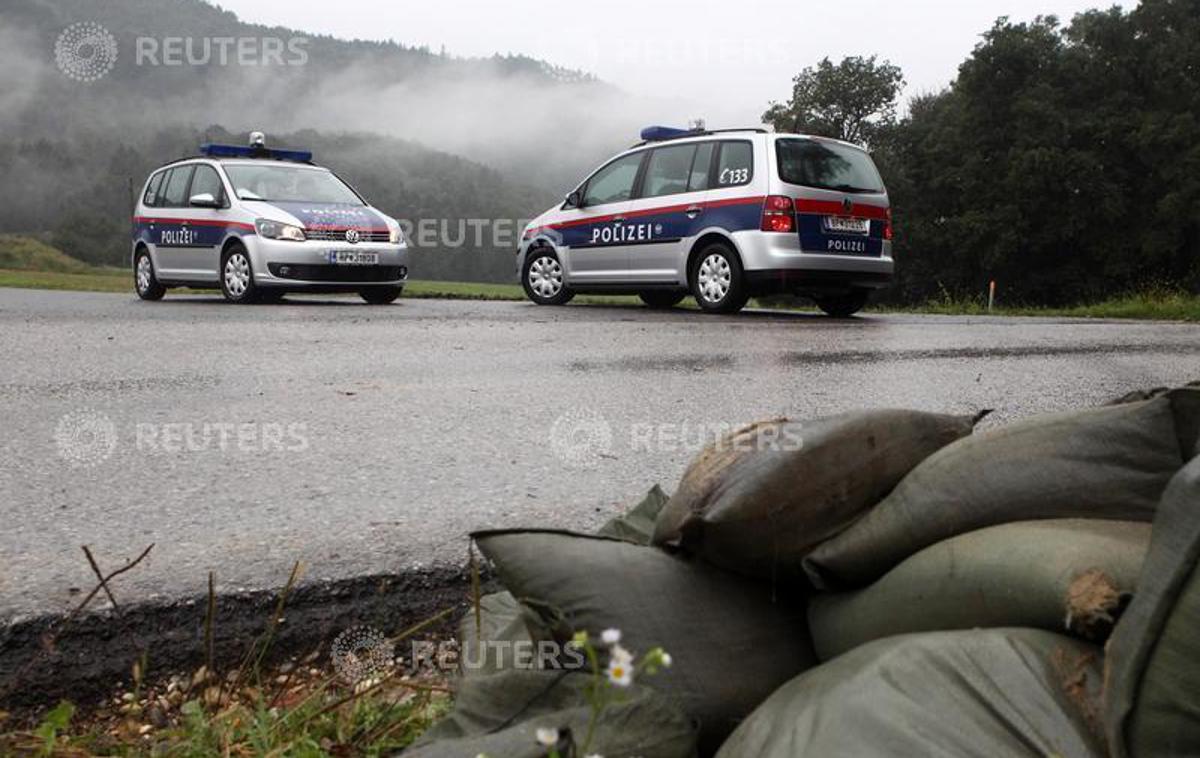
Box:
[733, 230, 893, 293]
[745, 268, 892, 295]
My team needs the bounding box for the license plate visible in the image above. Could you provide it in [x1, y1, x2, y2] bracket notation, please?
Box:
[824, 216, 871, 235]
[328, 250, 379, 265]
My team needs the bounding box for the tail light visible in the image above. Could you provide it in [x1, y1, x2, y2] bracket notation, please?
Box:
[885, 208, 894, 241]
[761, 195, 795, 233]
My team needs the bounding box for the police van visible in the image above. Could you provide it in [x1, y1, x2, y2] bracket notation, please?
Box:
[518, 126, 893, 316]
[133, 133, 410, 304]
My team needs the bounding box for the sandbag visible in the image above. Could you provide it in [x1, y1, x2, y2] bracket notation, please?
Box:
[716, 628, 1106, 758]
[473, 529, 815, 755]
[804, 395, 1185, 589]
[597, 484, 670, 545]
[456, 590, 538, 678]
[809, 519, 1150, 660]
[409, 668, 697, 758]
[1105, 456, 1200, 758]
[1168, 386, 1200, 459]
[651, 409, 978, 578]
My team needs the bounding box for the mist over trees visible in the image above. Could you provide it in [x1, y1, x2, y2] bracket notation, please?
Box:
[778, 0, 1199, 306]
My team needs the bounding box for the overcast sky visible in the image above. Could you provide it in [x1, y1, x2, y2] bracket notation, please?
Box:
[220, 0, 1123, 126]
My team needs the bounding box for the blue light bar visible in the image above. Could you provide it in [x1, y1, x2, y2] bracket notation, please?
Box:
[640, 126, 698, 141]
[199, 143, 314, 162]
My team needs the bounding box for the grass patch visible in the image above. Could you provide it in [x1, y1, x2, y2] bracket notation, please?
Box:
[886, 286, 1200, 322]
[0, 234, 101, 274]
[0, 233, 1193, 320]
[0, 663, 451, 757]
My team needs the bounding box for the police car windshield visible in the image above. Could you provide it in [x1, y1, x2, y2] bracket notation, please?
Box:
[224, 164, 364, 205]
[776, 139, 884, 194]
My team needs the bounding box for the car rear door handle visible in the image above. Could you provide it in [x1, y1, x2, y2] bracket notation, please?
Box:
[685, 206, 703, 219]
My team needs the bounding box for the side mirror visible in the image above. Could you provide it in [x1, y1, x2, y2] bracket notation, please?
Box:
[564, 190, 583, 210]
[189, 192, 220, 208]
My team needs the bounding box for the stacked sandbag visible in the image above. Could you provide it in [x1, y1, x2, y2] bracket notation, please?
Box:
[472, 529, 816, 754]
[1105, 456, 1200, 758]
[808, 519, 1151, 660]
[407, 668, 697, 758]
[716, 628, 1107, 758]
[804, 392, 1194, 590]
[651, 409, 980, 578]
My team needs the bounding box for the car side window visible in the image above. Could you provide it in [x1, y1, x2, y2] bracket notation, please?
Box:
[159, 166, 194, 208]
[715, 141, 753, 188]
[582, 152, 644, 207]
[642, 144, 697, 199]
[143, 171, 166, 207]
[189, 165, 225, 206]
[688, 142, 715, 192]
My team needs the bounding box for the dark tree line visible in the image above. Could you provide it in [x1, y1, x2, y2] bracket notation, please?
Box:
[767, 0, 1200, 306]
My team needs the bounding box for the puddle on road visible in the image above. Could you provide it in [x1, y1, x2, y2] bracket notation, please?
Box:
[569, 355, 736, 373]
[779, 342, 1200, 366]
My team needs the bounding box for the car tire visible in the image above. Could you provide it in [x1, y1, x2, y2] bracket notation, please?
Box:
[220, 243, 259, 304]
[522, 247, 574, 306]
[815, 289, 871, 318]
[360, 286, 403, 305]
[639, 291, 686, 309]
[134, 247, 166, 301]
[690, 242, 749, 314]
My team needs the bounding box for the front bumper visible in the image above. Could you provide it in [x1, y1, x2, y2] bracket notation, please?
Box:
[246, 236, 411, 288]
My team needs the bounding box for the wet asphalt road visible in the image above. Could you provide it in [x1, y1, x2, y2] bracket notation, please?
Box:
[2, 287, 1198, 620]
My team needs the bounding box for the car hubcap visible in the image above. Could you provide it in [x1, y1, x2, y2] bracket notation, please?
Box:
[136, 256, 152, 293]
[224, 253, 250, 296]
[528, 256, 563, 298]
[698, 254, 732, 303]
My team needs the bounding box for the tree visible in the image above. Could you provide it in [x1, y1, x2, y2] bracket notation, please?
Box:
[763, 56, 905, 146]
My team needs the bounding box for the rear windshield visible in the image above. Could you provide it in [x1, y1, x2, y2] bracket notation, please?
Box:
[776, 138, 884, 194]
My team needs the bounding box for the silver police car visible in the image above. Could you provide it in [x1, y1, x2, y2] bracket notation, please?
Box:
[518, 126, 893, 316]
[132, 133, 410, 304]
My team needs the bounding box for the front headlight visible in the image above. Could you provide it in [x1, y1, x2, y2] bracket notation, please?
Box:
[256, 219, 306, 242]
[389, 226, 403, 245]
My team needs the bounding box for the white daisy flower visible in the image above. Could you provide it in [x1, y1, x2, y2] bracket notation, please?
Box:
[610, 643, 633, 664]
[600, 628, 621, 645]
[661, 651, 673, 668]
[535, 727, 559, 747]
[606, 658, 633, 687]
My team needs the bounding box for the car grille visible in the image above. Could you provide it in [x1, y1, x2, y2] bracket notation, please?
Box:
[268, 263, 406, 282]
[303, 229, 391, 243]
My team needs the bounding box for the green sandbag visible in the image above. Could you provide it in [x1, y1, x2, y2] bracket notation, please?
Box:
[651, 409, 978, 579]
[473, 529, 815, 755]
[804, 395, 1185, 589]
[716, 628, 1106, 758]
[456, 591, 537, 677]
[409, 668, 697, 758]
[597, 485, 670, 545]
[1168, 386, 1200, 459]
[1105, 456, 1200, 758]
[809, 519, 1151, 660]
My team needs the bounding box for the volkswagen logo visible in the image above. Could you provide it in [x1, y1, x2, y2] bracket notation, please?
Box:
[344, 229, 361, 244]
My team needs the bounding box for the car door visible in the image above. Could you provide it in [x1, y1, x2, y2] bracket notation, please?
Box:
[181, 164, 230, 281]
[625, 141, 714, 283]
[558, 150, 645, 283]
[146, 165, 195, 280]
